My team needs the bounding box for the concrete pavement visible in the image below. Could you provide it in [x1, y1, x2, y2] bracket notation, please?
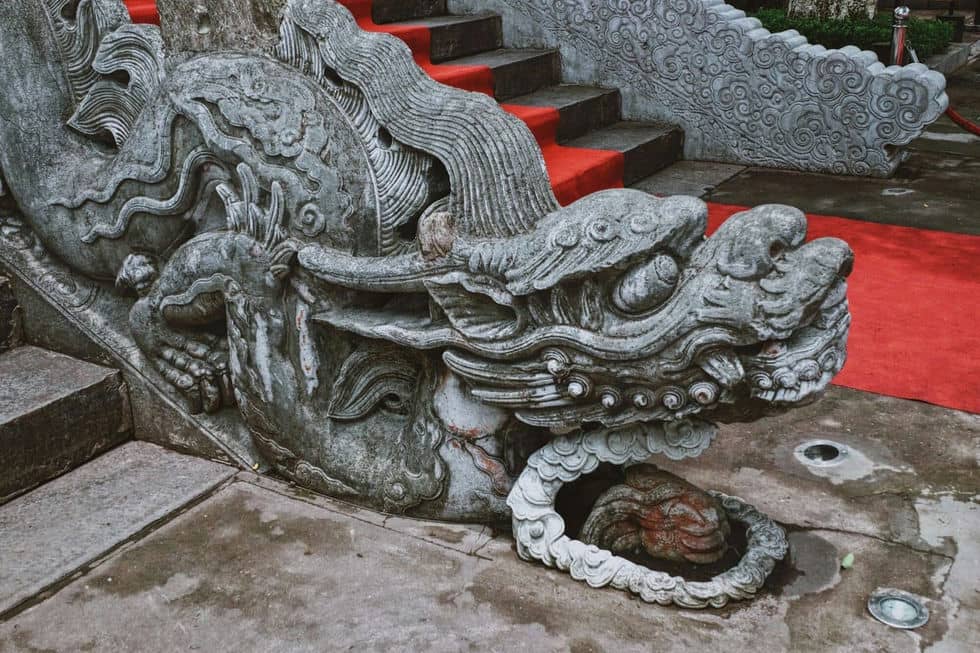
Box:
[0, 386, 977, 652]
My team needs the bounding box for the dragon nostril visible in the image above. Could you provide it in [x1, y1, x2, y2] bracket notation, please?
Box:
[769, 241, 785, 259]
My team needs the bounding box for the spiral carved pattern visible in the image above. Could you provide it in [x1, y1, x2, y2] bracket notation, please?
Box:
[507, 422, 788, 609]
[462, 0, 948, 176]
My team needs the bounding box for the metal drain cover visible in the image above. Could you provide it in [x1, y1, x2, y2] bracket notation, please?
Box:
[794, 439, 849, 467]
[868, 588, 930, 629]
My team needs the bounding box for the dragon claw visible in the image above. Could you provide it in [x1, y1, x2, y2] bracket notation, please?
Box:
[152, 334, 233, 414]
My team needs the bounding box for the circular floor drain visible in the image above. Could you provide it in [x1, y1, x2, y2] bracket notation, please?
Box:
[794, 439, 849, 467]
[868, 588, 930, 629]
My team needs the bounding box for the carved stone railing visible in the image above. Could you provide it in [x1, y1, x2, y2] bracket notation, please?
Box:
[448, 0, 949, 176]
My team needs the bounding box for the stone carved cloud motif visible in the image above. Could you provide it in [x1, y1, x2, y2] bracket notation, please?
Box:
[485, 0, 948, 175]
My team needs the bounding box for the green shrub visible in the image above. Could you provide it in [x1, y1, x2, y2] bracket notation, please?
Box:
[750, 9, 953, 59]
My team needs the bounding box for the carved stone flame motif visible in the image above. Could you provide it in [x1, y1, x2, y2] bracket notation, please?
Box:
[0, 0, 852, 608]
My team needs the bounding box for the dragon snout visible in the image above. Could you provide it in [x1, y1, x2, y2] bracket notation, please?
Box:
[781, 237, 853, 294]
[810, 237, 854, 279]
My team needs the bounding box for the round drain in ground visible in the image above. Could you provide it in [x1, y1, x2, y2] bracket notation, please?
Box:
[868, 588, 930, 629]
[794, 439, 849, 467]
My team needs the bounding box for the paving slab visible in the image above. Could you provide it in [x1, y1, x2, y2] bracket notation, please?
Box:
[706, 56, 980, 236]
[631, 160, 746, 198]
[656, 386, 979, 550]
[0, 473, 969, 652]
[237, 471, 499, 559]
[0, 441, 235, 618]
[912, 56, 980, 158]
[706, 151, 980, 235]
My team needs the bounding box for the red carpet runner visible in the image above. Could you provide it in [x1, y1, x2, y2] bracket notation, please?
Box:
[707, 206, 980, 415]
[125, 2, 980, 414]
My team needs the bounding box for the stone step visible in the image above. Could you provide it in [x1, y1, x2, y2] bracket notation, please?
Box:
[371, 0, 447, 23]
[0, 345, 133, 504]
[505, 84, 622, 143]
[395, 13, 502, 63]
[0, 441, 235, 618]
[447, 48, 561, 100]
[0, 275, 21, 354]
[565, 121, 686, 186]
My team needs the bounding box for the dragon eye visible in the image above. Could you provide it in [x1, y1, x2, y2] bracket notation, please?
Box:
[612, 254, 679, 314]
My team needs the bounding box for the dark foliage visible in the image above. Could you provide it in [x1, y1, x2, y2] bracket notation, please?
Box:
[751, 9, 953, 59]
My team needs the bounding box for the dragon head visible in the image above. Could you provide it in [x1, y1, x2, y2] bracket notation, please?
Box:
[302, 190, 852, 432]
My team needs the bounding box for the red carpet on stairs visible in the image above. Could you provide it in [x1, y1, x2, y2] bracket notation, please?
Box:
[336, 1, 626, 205]
[124, 1, 980, 414]
[125, 0, 158, 24]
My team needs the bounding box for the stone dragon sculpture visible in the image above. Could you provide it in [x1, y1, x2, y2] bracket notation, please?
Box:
[0, 0, 852, 607]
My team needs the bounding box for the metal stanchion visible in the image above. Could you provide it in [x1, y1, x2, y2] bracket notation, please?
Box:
[891, 6, 910, 66]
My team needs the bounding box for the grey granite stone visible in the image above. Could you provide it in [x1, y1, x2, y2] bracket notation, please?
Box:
[157, 0, 289, 57]
[449, 0, 949, 176]
[706, 151, 980, 235]
[0, 230, 263, 468]
[0, 479, 962, 652]
[0, 0, 858, 609]
[507, 84, 621, 142]
[632, 161, 748, 199]
[563, 120, 684, 184]
[371, 0, 447, 23]
[448, 47, 561, 99]
[0, 346, 132, 503]
[0, 276, 20, 354]
[0, 441, 235, 618]
[406, 13, 502, 63]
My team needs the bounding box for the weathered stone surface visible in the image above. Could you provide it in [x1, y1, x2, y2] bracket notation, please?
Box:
[449, 47, 561, 99]
[156, 0, 289, 56]
[372, 0, 446, 23]
[632, 160, 748, 198]
[0, 232, 262, 468]
[0, 346, 132, 503]
[564, 120, 684, 184]
[0, 275, 21, 353]
[409, 13, 502, 63]
[0, 479, 961, 651]
[449, 0, 948, 176]
[655, 386, 980, 550]
[707, 151, 980, 236]
[0, 0, 854, 609]
[507, 84, 622, 142]
[0, 441, 235, 618]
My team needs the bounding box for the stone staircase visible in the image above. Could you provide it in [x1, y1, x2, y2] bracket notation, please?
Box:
[0, 274, 235, 619]
[128, 0, 686, 200]
[0, 276, 132, 504]
[359, 0, 685, 196]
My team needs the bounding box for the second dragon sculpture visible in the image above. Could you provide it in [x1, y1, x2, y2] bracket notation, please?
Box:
[0, 0, 853, 607]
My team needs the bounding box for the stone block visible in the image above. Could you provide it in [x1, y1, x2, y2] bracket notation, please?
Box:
[566, 121, 685, 185]
[416, 14, 502, 63]
[0, 275, 21, 354]
[372, 0, 447, 23]
[449, 48, 560, 99]
[0, 243, 261, 468]
[0, 441, 235, 618]
[507, 84, 621, 142]
[156, 0, 288, 56]
[0, 346, 132, 503]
